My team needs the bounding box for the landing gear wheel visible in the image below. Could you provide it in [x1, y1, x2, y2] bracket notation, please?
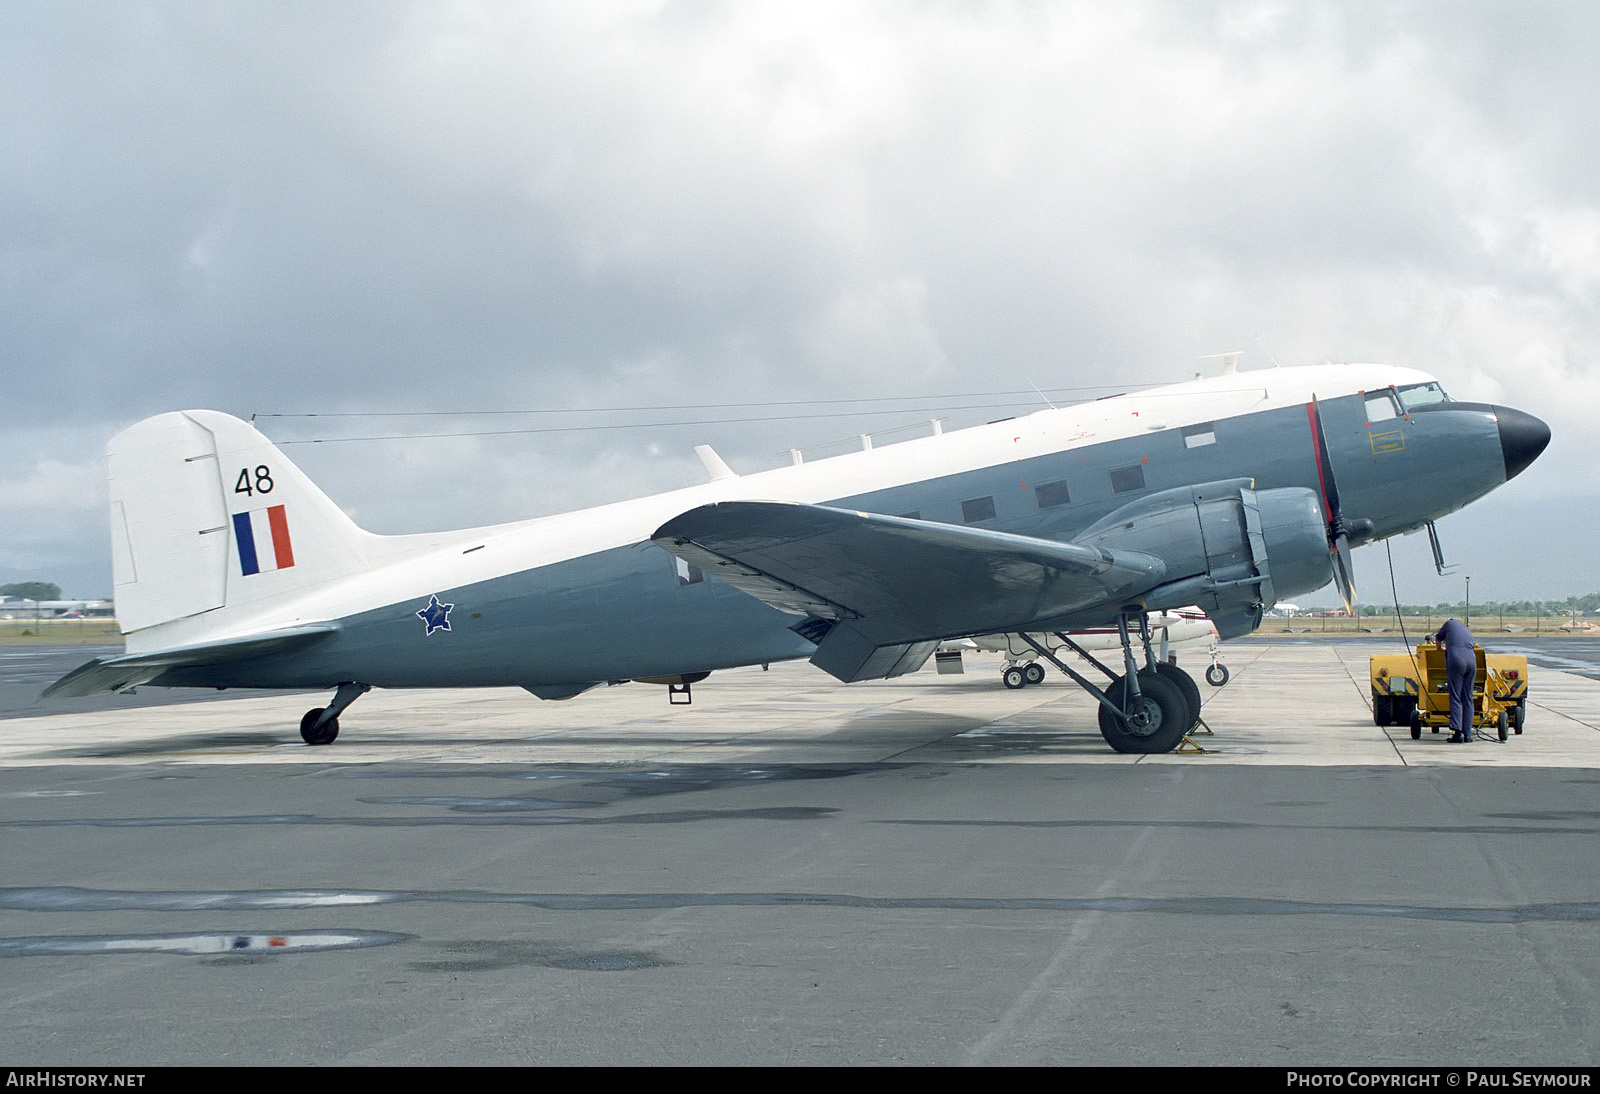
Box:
[1205, 664, 1229, 687]
[300, 708, 340, 745]
[1002, 666, 1027, 690]
[1497, 708, 1509, 742]
[1372, 694, 1393, 727]
[1409, 707, 1422, 740]
[1096, 670, 1190, 754]
[1153, 662, 1201, 732]
[1023, 662, 1046, 686]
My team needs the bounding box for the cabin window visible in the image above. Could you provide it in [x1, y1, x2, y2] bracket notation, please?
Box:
[961, 496, 996, 523]
[1034, 480, 1071, 508]
[1182, 423, 1216, 448]
[1110, 465, 1145, 494]
[1364, 390, 1402, 423]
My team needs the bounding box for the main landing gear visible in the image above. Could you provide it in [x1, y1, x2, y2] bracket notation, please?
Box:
[299, 682, 371, 745]
[1018, 610, 1206, 754]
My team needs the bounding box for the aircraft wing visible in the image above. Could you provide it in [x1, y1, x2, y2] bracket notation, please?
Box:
[42, 626, 338, 698]
[652, 501, 1166, 682]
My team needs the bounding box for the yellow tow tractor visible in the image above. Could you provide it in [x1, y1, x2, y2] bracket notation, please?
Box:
[1369, 645, 1528, 741]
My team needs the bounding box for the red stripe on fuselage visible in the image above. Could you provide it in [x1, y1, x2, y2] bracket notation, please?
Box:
[1306, 402, 1333, 526]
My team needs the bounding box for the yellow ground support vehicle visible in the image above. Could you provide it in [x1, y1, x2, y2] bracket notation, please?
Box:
[1369, 645, 1528, 741]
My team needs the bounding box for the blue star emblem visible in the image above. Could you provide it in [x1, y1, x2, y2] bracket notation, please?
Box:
[417, 594, 454, 635]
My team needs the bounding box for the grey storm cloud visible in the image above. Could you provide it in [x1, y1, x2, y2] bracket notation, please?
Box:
[3, 1, 1597, 602]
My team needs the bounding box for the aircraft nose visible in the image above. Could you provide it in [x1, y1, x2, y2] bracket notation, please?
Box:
[1495, 405, 1551, 481]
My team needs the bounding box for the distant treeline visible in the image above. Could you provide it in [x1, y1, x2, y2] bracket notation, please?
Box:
[1359, 593, 1600, 617]
[0, 582, 63, 601]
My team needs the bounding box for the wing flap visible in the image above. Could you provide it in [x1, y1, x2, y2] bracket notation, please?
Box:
[42, 626, 338, 698]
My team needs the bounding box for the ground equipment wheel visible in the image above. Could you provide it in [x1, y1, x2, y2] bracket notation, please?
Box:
[1023, 662, 1046, 686]
[1409, 707, 1422, 740]
[300, 708, 339, 745]
[1002, 666, 1027, 690]
[1372, 693, 1393, 727]
[1497, 708, 1509, 741]
[1096, 671, 1190, 754]
[1205, 663, 1230, 687]
[1513, 701, 1525, 734]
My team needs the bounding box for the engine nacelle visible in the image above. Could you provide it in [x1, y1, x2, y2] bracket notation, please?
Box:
[1076, 478, 1331, 639]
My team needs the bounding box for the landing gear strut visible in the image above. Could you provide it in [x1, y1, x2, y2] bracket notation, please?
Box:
[1018, 609, 1205, 754]
[300, 682, 371, 745]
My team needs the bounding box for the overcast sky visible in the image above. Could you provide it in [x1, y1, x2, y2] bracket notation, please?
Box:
[3, 1, 1595, 607]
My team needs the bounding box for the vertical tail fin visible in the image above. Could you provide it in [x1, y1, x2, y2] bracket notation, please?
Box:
[109, 410, 372, 635]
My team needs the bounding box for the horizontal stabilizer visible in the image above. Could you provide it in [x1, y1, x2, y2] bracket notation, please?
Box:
[652, 501, 1166, 651]
[42, 626, 337, 698]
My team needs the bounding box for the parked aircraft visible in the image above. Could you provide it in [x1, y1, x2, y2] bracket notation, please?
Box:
[45, 363, 1549, 753]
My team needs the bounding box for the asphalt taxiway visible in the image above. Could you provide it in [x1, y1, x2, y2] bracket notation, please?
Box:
[3, 641, 1599, 1065]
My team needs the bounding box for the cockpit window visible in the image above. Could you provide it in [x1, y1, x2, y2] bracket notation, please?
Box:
[1364, 390, 1401, 423]
[1396, 382, 1449, 410]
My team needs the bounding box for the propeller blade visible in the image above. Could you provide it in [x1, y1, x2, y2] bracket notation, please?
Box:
[1331, 532, 1357, 613]
[1308, 395, 1358, 610]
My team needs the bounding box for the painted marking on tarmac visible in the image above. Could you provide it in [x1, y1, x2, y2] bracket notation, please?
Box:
[5, 886, 1600, 924]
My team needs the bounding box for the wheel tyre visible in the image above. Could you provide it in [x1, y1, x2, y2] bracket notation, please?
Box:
[1205, 664, 1229, 687]
[1409, 708, 1422, 741]
[1023, 662, 1047, 686]
[1497, 709, 1508, 742]
[300, 708, 339, 745]
[1373, 693, 1393, 727]
[1513, 702, 1525, 734]
[1002, 667, 1027, 690]
[1097, 671, 1190, 754]
[1153, 662, 1201, 731]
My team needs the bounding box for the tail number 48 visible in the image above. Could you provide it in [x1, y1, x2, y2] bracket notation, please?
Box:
[235, 466, 275, 496]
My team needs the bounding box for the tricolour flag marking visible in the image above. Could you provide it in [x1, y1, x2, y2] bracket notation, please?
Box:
[234, 505, 295, 576]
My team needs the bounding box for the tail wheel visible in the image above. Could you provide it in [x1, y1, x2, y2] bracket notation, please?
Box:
[300, 708, 339, 745]
[1097, 671, 1190, 754]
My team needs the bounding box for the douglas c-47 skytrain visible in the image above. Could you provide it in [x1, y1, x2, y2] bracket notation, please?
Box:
[46, 363, 1550, 754]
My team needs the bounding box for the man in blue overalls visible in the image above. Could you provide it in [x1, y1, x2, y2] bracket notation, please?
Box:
[1434, 618, 1477, 743]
